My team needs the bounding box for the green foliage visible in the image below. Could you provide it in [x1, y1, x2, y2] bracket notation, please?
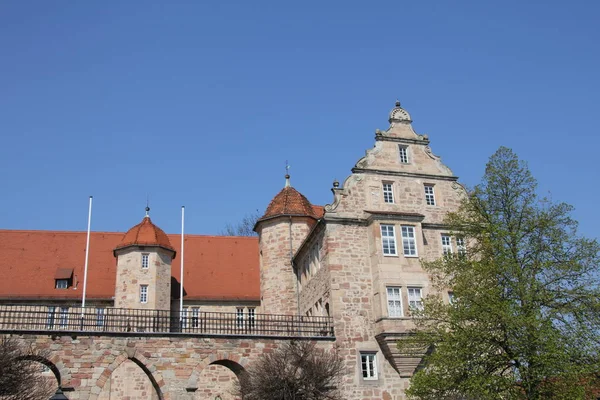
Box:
[400, 147, 600, 400]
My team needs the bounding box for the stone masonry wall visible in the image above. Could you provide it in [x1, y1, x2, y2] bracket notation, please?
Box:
[114, 247, 172, 311]
[13, 333, 334, 400]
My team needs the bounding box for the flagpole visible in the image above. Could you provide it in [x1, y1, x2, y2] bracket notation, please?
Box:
[179, 206, 185, 330]
[81, 196, 93, 329]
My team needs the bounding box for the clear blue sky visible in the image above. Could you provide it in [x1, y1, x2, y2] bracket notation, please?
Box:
[1, 1, 598, 240]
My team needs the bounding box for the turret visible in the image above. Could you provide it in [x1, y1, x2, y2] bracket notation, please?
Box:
[113, 208, 175, 311]
[254, 174, 320, 315]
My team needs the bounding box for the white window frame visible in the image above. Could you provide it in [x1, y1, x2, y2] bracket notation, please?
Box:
[141, 253, 149, 269]
[382, 182, 394, 204]
[247, 307, 255, 329]
[424, 184, 436, 206]
[386, 286, 403, 318]
[408, 287, 424, 312]
[236, 307, 245, 328]
[360, 352, 378, 380]
[46, 306, 56, 329]
[55, 279, 68, 289]
[457, 237, 467, 256]
[398, 145, 409, 164]
[401, 225, 418, 257]
[191, 307, 199, 328]
[59, 307, 69, 329]
[441, 234, 453, 255]
[380, 224, 397, 256]
[96, 308, 105, 328]
[140, 285, 148, 304]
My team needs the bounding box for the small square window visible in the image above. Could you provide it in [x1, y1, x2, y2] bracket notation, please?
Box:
[140, 285, 148, 303]
[381, 224, 397, 256]
[441, 234, 453, 255]
[55, 279, 69, 289]
[360, 352, 378, 380]
[401, 226, 418, 257]
[382, 182, 394, 204]
[141, 253, 149, 269]
[398, 145, 409, 164]
[386, 287, 403, 317]
[408, 287, 423, 311]
[424, 185, 436, 206]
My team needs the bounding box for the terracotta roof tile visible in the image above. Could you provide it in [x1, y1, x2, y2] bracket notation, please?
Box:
[114, 217, 175, 256]
[260, 187, 319, 221]
[0, 230, 260, 302]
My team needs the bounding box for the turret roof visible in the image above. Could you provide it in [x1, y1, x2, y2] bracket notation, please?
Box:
[114, 216, 176, 257]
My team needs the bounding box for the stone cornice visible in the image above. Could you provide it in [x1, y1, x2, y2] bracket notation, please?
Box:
[351, 167, 458, 182]
[322, 216, 368, 226]
[365, 211, 425, 224]
[421, 222, 451, 230]
[374, 135, 429, 145]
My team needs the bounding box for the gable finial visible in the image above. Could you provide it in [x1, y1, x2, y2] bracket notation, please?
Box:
[145, 195, 150, 218]
[395, 99, 401, 107]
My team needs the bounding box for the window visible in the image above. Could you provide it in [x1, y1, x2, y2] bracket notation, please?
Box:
[46, 306, 56, 329]
[386, 287, 403, 317]
[181, 307, 189, 329]
[457, 237, 467, 256]
[236, 307, 244, 328]
[398, 145, 409, 164]
[141, 253, 149, 269]
[360, 352, 378, 380]
[59, 307, 69, 329]
[401, 226, 418, 256]
[55, 279, 68, 289]
[408, 287, 423, 311]
[382, 182, 394, 203]
[448, 291, 455, 305]
[191, 307, 199, 328]
[424, 184, 436, 206]
[248, 307, 255, 329]
[96, 308, 105, 328]
[380, 225, 397, 256]
[441, 234, 453, 255]
[140, 285, 148, 303]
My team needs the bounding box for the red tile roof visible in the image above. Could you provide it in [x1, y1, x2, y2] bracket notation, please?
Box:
[114, 217, 175, 256]
[0, 229, 260, 302]
[260, 187, 320, 221]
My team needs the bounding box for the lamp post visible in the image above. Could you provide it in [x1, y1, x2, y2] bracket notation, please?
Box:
[50, 388, 68, 400]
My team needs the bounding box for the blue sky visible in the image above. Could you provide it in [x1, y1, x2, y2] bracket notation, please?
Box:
[1, 1, 598, 240]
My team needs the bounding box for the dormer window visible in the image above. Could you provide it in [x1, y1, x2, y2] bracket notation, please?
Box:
[55, 279, 69, 289]
[54, 268, 73, 289]
[141, 253, 149, 269]
[398, 145, 409, 164]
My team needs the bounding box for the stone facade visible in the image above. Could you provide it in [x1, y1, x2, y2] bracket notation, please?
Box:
[14, 333, 333, 400]
[115, 246, 173, 311]
[0, 101, 465, 399]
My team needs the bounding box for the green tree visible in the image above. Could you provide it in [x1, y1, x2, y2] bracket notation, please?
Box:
[401, 147, 600, 400]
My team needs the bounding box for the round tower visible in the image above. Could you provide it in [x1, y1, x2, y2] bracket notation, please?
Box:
[113, 209, 175, 311]
[254, 174, 320, 315]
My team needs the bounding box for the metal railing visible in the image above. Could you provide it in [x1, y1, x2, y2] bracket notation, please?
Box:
[0, 305, 334, 338]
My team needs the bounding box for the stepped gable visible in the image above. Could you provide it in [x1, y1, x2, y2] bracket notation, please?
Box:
[114, 216, 175, 257]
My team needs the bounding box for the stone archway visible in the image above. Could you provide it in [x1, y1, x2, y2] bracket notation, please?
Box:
[190, 353, 248, 400]
[16, 355, 60, 398]
[91, 352, 167, 400]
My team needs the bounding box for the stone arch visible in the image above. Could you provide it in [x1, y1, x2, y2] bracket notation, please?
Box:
[89, 351, 169, 400]
[17, 354, 63, 387]
[187, 351, 249, 391]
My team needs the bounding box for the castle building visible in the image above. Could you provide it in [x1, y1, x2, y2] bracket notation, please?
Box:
[0, 101, 464, 400]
